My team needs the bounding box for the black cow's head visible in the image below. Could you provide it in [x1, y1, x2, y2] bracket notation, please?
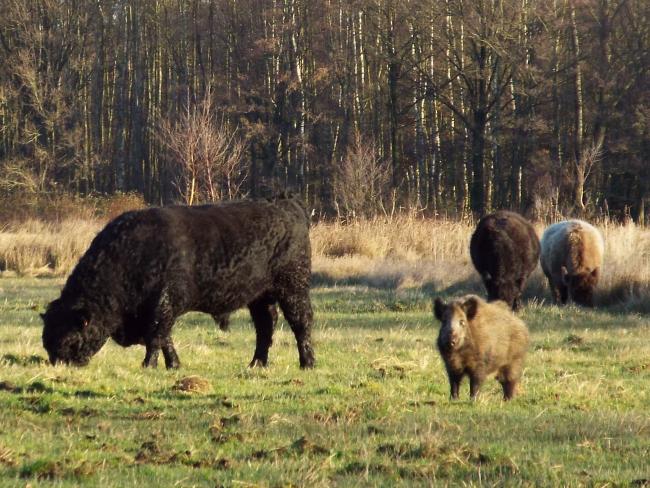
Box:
[41, 299, 108, 366]
[482, 273, 520, 310]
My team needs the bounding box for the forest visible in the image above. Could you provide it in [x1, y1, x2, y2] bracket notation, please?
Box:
[0, 0, 648, 220]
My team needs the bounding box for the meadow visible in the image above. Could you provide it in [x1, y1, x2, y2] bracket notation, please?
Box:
[0, 216, 649, 486]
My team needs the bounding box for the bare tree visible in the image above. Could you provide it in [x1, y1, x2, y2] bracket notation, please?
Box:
[158, 91, 248, 204]
[332, 130, 391, 220]
[574, 130, 604, 213]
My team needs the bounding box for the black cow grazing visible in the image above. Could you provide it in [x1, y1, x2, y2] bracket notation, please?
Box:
[211, 310, 279, 332]
[41, 194, 314, 370]
[469, 211, 540, 310]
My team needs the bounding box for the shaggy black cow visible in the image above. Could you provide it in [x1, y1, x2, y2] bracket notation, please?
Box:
[469, 211, 540, 310]
[41, 194, 314, 369]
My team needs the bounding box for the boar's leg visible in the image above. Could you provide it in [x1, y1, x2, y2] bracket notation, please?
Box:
[448, 373, 462, 400]
[278, 286, 315, 369]
[499, 361, 523, 400]
[501, 380, 518, 400]
[469, 372, 486, 400]
[248, 294, 278, 368]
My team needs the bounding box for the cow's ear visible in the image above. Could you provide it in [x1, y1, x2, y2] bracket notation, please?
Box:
[433, 298, 445, 321]
[591, 268, 599, 279]
[462, 296, 479, 321]
[561, 266, 569, 284]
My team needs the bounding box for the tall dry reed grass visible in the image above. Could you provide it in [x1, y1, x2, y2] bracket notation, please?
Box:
[311, 216, 650, 310]
[1, 214, 649, 309]
[0, 220, 102, 276]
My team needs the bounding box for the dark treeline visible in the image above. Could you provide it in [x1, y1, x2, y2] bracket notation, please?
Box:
[0, 0, 648, 220]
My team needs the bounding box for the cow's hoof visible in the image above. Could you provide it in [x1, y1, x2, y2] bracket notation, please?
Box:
[299, 347, 315, 369]
[249, 358, 267, 368]
[299, 357, 315, 369]
[165, 361, 181, 370]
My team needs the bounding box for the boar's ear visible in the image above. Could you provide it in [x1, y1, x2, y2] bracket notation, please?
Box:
[560, 266, 569, 284]
[462, 296, 479, 321]
[433, 298, 445, 321]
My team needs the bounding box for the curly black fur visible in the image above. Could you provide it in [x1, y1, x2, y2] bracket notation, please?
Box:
[42, 194, 314, 369]
[469, 211, 540, 310]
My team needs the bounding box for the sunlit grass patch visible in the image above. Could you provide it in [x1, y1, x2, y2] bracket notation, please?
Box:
[0, 279, 648, 485]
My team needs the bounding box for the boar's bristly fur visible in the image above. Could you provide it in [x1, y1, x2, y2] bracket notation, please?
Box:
[434, 294, 530, 400]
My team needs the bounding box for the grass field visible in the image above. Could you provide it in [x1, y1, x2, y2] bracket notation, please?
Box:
[0, 277, 649, 486]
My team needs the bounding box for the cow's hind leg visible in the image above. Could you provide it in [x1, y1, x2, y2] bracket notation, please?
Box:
[548, 278, 562, 304]
[248, 295, 277, 367]
[213, 314, 230, 331]
[278, 287, 315, 369]
[559, 283, 569, 304]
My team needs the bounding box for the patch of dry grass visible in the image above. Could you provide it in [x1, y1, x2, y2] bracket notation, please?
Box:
[312, 216, 650, 309]
[0, 219, 101, 276]
[311, 216, 472, 261]
[1, 213, 649, 308]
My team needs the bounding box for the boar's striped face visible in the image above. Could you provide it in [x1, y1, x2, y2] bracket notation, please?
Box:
[434, 297, 478, 351]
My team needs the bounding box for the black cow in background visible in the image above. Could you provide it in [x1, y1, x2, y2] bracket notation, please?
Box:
[41, 194, 314, 370]
[211, 310, 279, 332]
[470, 211, 540, 310]
[213, 313, 231, 331]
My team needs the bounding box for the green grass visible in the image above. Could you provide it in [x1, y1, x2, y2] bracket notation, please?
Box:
[0, 277, 649, 487]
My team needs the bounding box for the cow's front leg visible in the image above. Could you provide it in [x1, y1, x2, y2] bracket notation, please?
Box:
[143, 289, 179, 369]
[143, 342, 160, 368]
[162, 338, 181, 369]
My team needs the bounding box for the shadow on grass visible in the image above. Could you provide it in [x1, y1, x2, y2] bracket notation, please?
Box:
[1, 353, 48, 366]
[312, 271, 484, 296]
[315, 259, 650, 315]
[313, 271, 404, 290]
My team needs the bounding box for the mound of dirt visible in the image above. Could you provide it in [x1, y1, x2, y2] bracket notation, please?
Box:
[172, 376, 212, 394]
